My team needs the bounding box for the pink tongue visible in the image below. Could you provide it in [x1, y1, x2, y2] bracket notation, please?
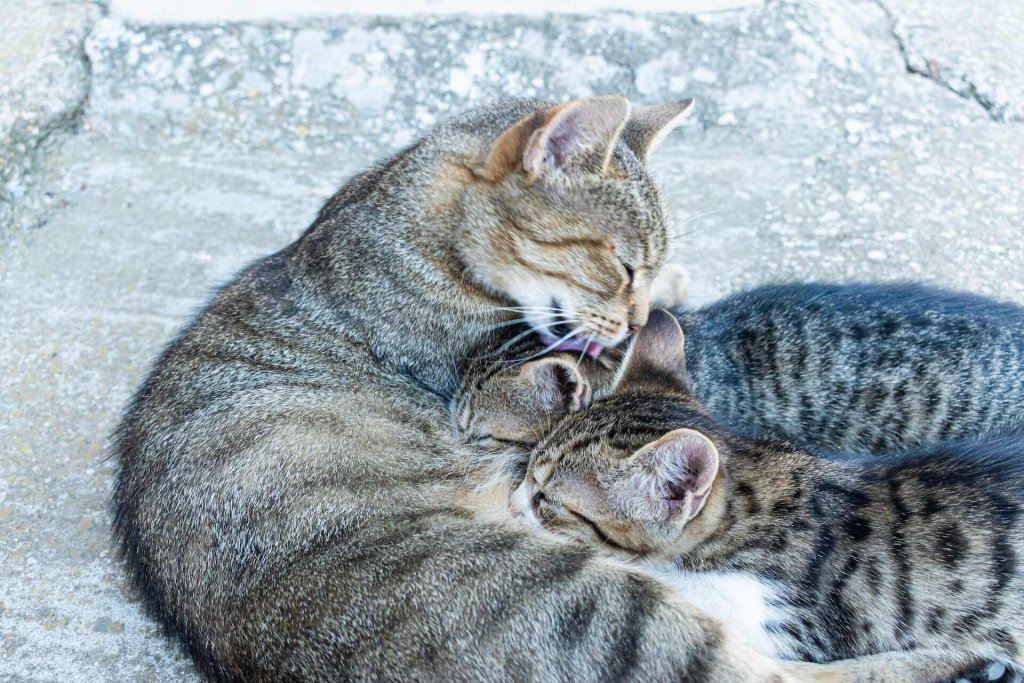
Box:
[538, 332, 605, 359]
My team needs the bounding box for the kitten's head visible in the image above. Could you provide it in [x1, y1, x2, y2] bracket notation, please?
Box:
[453, 351, 592, 448]
[510, 309, 728, 560]
[459, 97, 695, 356]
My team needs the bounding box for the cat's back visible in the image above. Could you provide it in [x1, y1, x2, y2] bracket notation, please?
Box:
[865, 433, 1024, 503]
[864, 435, 1024, 656]
[677, 282, 1024, 452]
[758, 435, 1024, 663]
[124, 99, 562, 427]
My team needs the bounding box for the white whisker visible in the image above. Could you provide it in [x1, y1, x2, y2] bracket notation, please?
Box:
[505, 325, 587, 364]
[482, 314, 571, 332]
[485, 306, 565, 314]
[667, 208, 730, 259]
[576, 332, 594, 368]
[478, 320, 564, 359]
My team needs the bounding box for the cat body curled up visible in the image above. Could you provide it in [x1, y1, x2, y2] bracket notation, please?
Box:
[111, 97, 954, 682]
[508, 310, 1023, 676]
[453, 283, 1024, 681]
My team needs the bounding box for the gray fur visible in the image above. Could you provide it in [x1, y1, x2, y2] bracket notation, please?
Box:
[516, 313, 1019, 679]
[521, 354, 1024, 673]
[456, 282, 1024, 460]
[677, 282, 1024, 453]
[111, 99, 882, 682]
[452, 284, 1024, 682]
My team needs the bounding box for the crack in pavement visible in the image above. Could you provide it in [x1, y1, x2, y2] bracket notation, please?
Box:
[870, 0, 1014, 123]
[1, 1, 104, 240]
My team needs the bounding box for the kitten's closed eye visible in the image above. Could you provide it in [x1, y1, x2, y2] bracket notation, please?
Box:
[532, 488, 632, 553]
[453, 352, 594, 450]
[464, 434, 533, 450]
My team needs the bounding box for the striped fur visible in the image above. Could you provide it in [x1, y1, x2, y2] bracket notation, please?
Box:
[109, 98, 919, 682]
[513, 311, 1022, 678]
[455, 282, 1024, 459]
[677, 282, 1024, 453]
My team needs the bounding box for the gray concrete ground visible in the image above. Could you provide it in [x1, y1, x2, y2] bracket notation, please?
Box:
[0, 0, 101, 239]
[1, 0, 1022, 680]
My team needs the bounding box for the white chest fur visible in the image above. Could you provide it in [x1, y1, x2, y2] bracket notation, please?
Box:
[642, 564, 790, 658]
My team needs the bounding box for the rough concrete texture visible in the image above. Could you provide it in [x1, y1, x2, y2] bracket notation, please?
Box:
[883, 0, 1024, 122]
[0, 0, 102, 240]
[1, 0, 1022, 680]
[107, 0, 763, 23]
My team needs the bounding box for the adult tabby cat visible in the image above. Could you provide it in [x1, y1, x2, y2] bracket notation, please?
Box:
[455, 282, 1024, 454]
[510, 310, 1022, 675]
[112, 96, 947, 682]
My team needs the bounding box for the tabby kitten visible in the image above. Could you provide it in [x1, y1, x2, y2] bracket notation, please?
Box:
[455, 282, 1024, 458]
[114, 95, 913, 682]
[513, 310, 1023, 674]
[678, 282, 1024, 453]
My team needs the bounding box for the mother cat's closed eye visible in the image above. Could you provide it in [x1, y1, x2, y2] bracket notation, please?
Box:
[460, 97, 696, 358]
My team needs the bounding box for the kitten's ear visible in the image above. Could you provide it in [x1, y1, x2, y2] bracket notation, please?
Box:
[522, 356, 591, 413]
[612, 308, 692, 395]
[523, 96, 631, 181]
[621, 99, 695, 162]
[626, 428, 720, 523]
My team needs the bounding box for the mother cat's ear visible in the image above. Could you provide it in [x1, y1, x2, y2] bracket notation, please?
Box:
[617, 428, 719, 523]
[620, 99, 696, 162]
[477, 96, 631, 182]
[612, 308, 693, 395]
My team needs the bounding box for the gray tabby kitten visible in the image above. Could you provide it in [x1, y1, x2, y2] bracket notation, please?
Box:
[455, 282, 1024, 456]
[512, 310, 1022, 677]
[679, 282, 1024, 453]
[112, 96, 930, 682]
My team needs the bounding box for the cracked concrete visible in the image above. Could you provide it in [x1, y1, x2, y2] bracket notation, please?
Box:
[0, 0, 104, 242]
[1, 0, 1023, 680]
[880, 0, 1024, 122]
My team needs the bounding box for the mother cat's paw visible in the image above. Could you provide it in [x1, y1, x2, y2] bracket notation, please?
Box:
[650, 262, 690, 309]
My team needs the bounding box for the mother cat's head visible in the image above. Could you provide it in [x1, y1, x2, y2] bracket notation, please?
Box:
[449, 96, 694, 356]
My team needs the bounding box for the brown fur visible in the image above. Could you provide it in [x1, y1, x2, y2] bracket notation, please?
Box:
[116, 97, 921, 682]
[512, 311, 1022, 675]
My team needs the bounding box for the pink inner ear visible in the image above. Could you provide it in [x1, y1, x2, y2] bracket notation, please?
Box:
[529, 358, 589, 412]
[523, 97, 630, 178]
[663, 475, 697, 502]
[649, 429, 719, 517]
[662, 472, 704, 519]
